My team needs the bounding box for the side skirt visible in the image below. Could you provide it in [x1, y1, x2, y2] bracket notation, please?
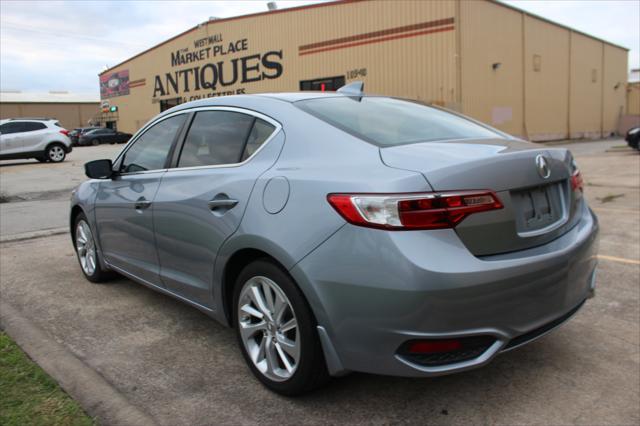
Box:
[105, 261, 218, 317]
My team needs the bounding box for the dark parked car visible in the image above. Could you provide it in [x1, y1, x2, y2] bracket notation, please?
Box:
[625, 126, 640, 151]
[78, 128, 132, 146]
[69, 127, 100, 145]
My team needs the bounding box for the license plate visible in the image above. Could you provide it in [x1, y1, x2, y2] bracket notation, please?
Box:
[511, 183, 565, 233]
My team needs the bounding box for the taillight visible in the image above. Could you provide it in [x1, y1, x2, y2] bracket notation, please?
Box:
[571, 170, 583, 192]
[570, 158, 583, 195]
[60, 129, 69, 136]
[327, 190, 503, 230]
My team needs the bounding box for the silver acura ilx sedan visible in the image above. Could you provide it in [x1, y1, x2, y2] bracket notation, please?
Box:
[70, 83, 598, 395]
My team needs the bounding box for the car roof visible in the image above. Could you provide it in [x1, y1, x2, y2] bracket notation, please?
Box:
[254, 92, 349, 102]
[3, 117, 57, 122]
[162, 91, 379, 118]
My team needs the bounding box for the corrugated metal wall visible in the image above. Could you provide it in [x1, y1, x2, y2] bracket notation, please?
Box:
[105, 0, 459, 133]
[628, 82, 640, 115]
[0, 103, 100, 129]
[523, 15, 570, 141]
[602, 45, 628, 136]
[459, 0, 524, 137]
[100, 0, 628, 140]
[460, 0, 628, 141]
[569, 33, 603, 139]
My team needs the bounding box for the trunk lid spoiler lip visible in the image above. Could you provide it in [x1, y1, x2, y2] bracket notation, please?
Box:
[379, 139, 571, 193]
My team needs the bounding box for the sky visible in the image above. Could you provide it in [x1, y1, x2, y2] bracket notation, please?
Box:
[1, 0, 638, 96]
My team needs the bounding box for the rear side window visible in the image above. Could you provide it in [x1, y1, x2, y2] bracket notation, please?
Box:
[120, 114, 186, 173]
[241, 119, 276, 161]
[21, 122, 47, 132]
[54, 122, 63, 127]
[177, 111, 260, 168]
[296, 97, 502, 146]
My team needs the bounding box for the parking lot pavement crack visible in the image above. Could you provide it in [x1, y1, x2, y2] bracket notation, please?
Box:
[0, 188, 76, 203]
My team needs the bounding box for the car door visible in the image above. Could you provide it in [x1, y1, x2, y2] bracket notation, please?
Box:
[93, 129, 109, 143]
[0, 122, 24, 154]
[103, 129, 117, 144]
[94, 113, 188, 284]
[153, 108, 282, 307]
[116, 132, 130, 143]
[20, 122, 48, 152]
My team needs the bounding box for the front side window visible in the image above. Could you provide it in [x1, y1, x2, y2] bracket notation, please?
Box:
[120, 114, 186, 173]
[296, 97, 503, 146]
[177, 111, 260, 168]
[0, 122, 24, 134]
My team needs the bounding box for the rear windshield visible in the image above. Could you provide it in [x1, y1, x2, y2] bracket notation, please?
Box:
[296, 96, 503, 146]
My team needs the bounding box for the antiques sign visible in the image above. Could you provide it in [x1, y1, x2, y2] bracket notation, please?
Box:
[153, 34, 283, 100]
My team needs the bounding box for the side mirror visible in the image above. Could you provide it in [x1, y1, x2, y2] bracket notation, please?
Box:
[85, 159, 114, 179]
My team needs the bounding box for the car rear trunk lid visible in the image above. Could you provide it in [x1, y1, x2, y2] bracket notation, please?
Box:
[380, 139, 583, 255]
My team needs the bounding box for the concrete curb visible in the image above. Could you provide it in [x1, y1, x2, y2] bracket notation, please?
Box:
[0, 227, 68, 243]
[0, 302, 158, 426]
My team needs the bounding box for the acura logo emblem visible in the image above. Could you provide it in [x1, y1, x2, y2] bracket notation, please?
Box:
[535, 154, 551, 179]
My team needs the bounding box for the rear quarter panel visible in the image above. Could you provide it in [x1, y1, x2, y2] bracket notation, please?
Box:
[214, 103, 431, 325]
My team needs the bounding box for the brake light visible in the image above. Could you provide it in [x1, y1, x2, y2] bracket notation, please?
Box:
[59, 129, 69, 136]
[327, 190, 503, 230]
[571, 170, 583, 192]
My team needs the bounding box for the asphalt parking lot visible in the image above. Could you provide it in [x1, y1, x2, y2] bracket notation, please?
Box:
[0, 144, 122, 237]
[0, 139, 638, 425]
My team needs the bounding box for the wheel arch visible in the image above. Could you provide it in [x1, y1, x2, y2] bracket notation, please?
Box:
[69, 204, 84, 238]
[45, 140, 70, 153]
[218, 241, 345, 377]
[221, 247, 290, 327]
[217, 233, 327, 327]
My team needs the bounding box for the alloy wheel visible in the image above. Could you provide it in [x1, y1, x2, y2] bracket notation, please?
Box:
[75, 220, 96, 276]
[48, 145, 65, 162]
[237, 276, 300, 382]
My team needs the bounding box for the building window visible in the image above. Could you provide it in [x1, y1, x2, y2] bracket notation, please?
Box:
[300, 76, 346, 91]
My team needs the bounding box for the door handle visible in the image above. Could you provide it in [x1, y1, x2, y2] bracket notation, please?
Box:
[134, 197, 152, 210]
[208, 199, 238, 210]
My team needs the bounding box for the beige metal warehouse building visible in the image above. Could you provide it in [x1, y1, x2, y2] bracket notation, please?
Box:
[0, 91, 100, 129]
[98, 0, 629, 141]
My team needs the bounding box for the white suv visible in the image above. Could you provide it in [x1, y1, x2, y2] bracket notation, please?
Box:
[0, 118, 73, 163]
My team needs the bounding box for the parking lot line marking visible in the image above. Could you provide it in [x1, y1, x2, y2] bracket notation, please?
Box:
[597, 255, 640, 265]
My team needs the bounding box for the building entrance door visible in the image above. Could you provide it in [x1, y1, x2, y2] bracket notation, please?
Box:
[300, 76, 345, 91]
[160, 97, 182, 112]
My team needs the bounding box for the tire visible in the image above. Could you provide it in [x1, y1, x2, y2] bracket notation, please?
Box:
[92, 138, 100, 146]
[46, 143, 66, 162]
[73, 212, 116, 283]
[234, 259, 329, 396]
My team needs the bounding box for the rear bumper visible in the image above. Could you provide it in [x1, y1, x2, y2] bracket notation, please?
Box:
[291, 202, 599, 377]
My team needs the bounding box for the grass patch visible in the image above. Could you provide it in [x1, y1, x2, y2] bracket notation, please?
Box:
[597, 193, 625, 203]
[0, 332, 95, 426]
